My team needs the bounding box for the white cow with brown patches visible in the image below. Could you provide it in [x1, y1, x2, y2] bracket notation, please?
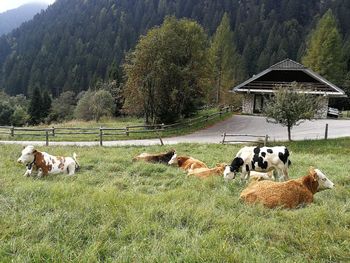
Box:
[17, 145, 80, 177]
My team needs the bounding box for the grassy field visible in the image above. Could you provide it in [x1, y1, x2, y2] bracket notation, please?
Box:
[0, 139, 350, 262]
[0, 108, 233, 142]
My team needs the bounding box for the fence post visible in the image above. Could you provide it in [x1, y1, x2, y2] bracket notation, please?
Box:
[52, 127, 55, 137]
[325, 123, 328, 140]
[264, 135, 268, 146]
[45, 130, 49, 146]
[10, 126, 14, 137]
[125, 126, 129, 136]
[222, 132, 226, 144]
[99, 127, 103, 146]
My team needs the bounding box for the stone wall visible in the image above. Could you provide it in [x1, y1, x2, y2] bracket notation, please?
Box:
[242, 94, 254, 114]
[314, 97, 329, 119]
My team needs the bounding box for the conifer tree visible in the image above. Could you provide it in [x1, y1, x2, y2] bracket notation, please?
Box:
[302, 10, 345, 85]
[209, 13, 244, 105]
[28, 87, 43, 125]
[41, 90, 52, 120]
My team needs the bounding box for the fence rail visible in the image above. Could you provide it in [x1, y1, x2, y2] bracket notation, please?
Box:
[0, 106, 233, 146]
[222, 133, 269, 146]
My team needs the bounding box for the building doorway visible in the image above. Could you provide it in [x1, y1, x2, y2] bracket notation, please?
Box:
[253, 94, 264, 113]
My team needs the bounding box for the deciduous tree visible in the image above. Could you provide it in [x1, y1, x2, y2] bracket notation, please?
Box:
[123, 16, 210, 124]
[264, 82, 320, 141]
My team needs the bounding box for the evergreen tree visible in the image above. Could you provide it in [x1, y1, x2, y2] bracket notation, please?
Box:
[28, 87, 43, 125]
[209, 13, 244, 105]
[302, 10, 345, 85]
[41, 90, 52, 120]
[0, 102, 14, 125]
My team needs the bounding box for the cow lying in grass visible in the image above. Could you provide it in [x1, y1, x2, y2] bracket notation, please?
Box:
[240, 167, 334, 209]
[133, 149, 175, 164]
[188, 163, 226, 178]
[17, 145, 80, 177]
[249, 171, 274, 181]
[168, 154, 208, 172]
[224, 146, 291, 181]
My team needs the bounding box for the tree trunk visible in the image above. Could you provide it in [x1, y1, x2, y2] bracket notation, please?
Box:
[216, 68, 222, 104]
[287, 125, 292, 141]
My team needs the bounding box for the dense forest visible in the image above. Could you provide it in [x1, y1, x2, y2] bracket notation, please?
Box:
[1, 0, 350, 98]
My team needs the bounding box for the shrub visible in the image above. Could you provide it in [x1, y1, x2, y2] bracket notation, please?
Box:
[49, 91, 76, 122]
[74, 89, 115, 121]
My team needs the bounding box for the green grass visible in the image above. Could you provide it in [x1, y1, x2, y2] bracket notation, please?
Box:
[0, 108, 233, 142]
[1, 139, 350, 262]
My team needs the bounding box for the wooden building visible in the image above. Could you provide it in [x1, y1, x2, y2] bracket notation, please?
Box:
[232, 59, 346, 118]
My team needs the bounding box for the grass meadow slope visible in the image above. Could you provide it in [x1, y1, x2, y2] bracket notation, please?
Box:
[0, 139, 350, 262]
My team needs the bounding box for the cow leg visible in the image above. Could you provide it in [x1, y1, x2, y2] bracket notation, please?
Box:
[37, 168, 44, 178]
[239, 171, 247, 184]
[67, 164, 75, 176]
[282, 169, 289, 181]
[242, 171, 250, 181]
[23, 168, 32, 177]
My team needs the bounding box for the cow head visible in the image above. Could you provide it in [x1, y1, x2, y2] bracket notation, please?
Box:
[168, 153, 178, 165]
[164, 150, 176, 163]
[17, 145, 37, 165]
[311, 167, 334, 191]
[224, 157, 244, 180]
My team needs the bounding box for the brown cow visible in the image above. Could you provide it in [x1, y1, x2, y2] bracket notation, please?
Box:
[168, 154, 208, 172]
[132, 150, 175, 164]
[188, 163, 226, 178]
[17, 145, 79, 177]
[240, 167, 334, 209]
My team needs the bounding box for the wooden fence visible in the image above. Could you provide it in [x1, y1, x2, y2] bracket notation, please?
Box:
[0, 107, 233, 146]
[221, 133, 269, 146]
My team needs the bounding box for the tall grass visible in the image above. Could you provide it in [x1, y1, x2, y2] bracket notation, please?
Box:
[0, 139, 349, 261]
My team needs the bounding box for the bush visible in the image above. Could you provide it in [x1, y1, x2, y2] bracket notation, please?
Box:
[74, 89, 115, 121]
[11, 106, 29, 126]
[0, 102, 14, 125]
[49, 91, 76, 122]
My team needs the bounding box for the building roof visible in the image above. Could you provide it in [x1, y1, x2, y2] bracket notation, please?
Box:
[232, 59, 346, 97]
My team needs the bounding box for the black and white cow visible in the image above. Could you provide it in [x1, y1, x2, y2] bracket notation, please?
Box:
[224, 146, 291, 181]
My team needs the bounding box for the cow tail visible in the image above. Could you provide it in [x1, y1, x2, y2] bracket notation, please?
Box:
[73, 153, 80, 170]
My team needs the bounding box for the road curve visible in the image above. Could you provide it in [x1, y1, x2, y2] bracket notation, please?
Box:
[1, 115, 349, 147]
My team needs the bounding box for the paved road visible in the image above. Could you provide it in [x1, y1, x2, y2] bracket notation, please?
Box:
[1, 115, 350, 147]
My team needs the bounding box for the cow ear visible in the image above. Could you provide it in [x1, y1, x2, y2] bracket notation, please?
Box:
[309, 167, 317, 181]
[33, 149, 37, 154]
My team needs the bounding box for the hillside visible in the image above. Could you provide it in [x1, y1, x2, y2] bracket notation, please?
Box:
[0, 3, 48, 36]
[0, 0, 350, 97]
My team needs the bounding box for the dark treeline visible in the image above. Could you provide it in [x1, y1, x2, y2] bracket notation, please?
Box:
[1, 0, 350, 98]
